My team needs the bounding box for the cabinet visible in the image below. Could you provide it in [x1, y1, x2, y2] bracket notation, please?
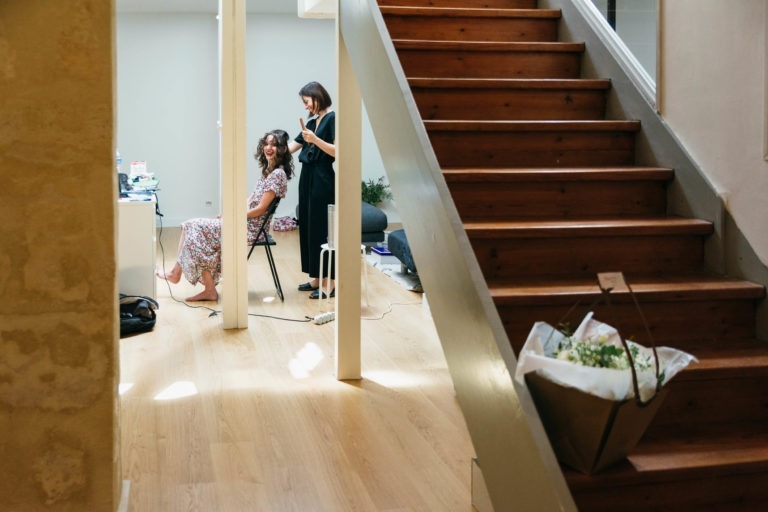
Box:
[118, 199, 157, 298]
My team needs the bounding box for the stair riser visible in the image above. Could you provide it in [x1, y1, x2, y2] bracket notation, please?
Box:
[449, 180, 666, 220]
[650, 376, 768, 430]
[498, 300, 757, 352]
[397, 49, 582, 79]
[378, 0, 538, 7]
[384, 16, 558, 43]
[428, 130, 636, 167]
[471, 235, 705, 278]
[572, 471, 768, 512]
[413, 88, 607, 120]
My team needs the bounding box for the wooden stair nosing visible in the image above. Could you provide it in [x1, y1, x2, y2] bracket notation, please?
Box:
[463, 217, 713, 238]
[408, 77, 612, 90]
[424, 120, 642, 132]
[665, 340, 768, 378]
[393, 39, 586, 52]
[378, 0, 539, 6]
[682, 353, 768, 380]
[442, 167, 674, 182]
[566, 448, 768, 491]
[488, 277, 766, 305]
[381, 6, 562, 19]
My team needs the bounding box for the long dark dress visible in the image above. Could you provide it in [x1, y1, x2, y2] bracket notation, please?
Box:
[295, 111, 336, 279]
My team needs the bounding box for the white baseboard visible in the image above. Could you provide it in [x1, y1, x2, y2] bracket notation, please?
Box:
[471, 458, 494, 512]
[117, 480, 130, 512]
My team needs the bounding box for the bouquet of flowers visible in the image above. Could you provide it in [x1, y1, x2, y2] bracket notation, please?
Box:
[515, 312, 696, 402]
[515, 311, 696, 403]
[513, 273, 698, 473]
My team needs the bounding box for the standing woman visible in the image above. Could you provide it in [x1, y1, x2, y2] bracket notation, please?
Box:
[289, 81, 336, 299]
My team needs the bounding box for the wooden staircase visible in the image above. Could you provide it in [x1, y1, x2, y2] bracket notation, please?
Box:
[378, 0, 768, 510]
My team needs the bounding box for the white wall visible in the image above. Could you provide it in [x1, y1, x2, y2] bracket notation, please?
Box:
[117, 13, 219, 226]
[660, 0, 768, 266]
[590, 0, 657, 82]
[117, 12, 395, 227]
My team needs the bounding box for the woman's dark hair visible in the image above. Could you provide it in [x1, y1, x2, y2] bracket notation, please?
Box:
[299, 81, 332, 115]
[255, 129, 294, 179]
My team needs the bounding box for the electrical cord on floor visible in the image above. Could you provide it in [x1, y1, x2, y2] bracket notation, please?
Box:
[361, 300, 423, 321]
[154, 193, 311, 323]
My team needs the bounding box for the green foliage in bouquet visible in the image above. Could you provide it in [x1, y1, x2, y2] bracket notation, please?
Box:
[361, 176, 392, 206]
[554, 334, 655, 373]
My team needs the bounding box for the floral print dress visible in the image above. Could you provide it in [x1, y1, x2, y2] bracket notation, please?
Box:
[178, 167, 288, 285]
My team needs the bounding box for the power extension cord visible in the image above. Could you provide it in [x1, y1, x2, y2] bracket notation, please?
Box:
[313, 311, 335, 325]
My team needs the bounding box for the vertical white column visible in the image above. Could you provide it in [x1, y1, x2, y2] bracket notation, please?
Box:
[220, 0, 249, 328]
[335, 0, 362, 380]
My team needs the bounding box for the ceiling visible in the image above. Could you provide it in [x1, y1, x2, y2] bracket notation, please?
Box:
[116, 0, 295, 14]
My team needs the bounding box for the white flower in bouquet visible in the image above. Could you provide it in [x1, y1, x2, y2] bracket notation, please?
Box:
[554, 333, 657, 375]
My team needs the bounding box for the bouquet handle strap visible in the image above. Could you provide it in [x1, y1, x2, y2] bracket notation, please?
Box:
[597, 273, 662, 406]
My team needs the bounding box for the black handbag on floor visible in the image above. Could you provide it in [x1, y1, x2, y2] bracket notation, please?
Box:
[119, 294, 158, 337]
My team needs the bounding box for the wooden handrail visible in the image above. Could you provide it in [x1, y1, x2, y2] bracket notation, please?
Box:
[337, 1, 577, 510]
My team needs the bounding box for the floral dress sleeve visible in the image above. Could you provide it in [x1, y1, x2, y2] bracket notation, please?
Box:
[247, 168, 288, 243]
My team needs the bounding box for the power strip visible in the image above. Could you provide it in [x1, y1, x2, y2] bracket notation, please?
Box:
[314, 311, 335, 325]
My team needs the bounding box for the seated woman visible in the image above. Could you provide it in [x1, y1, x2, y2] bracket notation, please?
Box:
[157, 129, 294, 301]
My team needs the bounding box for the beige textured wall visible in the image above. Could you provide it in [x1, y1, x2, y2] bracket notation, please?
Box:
[661, 0, 768, 266]
[0, 1, 118, 510]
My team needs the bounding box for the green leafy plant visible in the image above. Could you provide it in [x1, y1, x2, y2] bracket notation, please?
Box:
[361, 176, 392, 206]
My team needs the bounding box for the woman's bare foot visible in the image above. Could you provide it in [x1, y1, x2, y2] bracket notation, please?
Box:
[156, 266, 181, 284]
[186, 289, 218, 302]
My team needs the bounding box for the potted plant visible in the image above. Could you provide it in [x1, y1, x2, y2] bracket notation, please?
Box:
[361, 176, 392, 206]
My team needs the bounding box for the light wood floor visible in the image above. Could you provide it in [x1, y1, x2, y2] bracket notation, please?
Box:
[120, 227, 476, 511]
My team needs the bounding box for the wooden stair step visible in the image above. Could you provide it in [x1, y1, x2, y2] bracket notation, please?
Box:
[464, 217, 712, 238]
[632, 424, 768, 472]
[393, 40, 584, 79]
[381, 7, 561, 42]
[565, 424, 768, 511]
[491, 275, 764, 348]
[654, 373, 768, 430]
[466, 218, 712, 278]
[644, 341, 768, 429]
[425, 119, 641, 131]
[680, 341, 768, 378]
[489, 275, 766, 304]
[393, 40, 586, 52]
[409, 78, 611, 120]
[382, 7, 561, 18]
[426, 120, 641, 168]
[409, 77, 612, 90]
[378, 0, 538, 8]
[445, 168, 672, 220]
[442, 167, 674, 181]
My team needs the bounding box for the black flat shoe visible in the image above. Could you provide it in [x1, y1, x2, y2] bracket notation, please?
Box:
[309, 289, 335, 299]
[298, 282, 319, 292]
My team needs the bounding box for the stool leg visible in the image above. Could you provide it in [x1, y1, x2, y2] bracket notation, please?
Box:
[319, 247, 328, 313]
[326, 248, 334, 311]
[361, 245, 369, 307]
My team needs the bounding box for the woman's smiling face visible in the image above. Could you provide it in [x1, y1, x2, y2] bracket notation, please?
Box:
[263, 135, 277, 162]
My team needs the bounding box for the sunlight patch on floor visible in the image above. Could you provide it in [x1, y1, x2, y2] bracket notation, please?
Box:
[154, 380, 198, 400]
[364, 370, 427, 388]
[289, 342, 325, 379]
